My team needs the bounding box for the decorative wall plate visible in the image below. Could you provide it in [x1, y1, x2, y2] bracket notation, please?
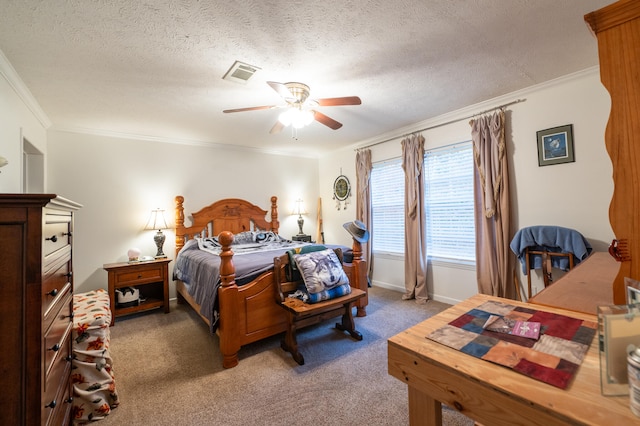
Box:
[333, 174, 351, 209]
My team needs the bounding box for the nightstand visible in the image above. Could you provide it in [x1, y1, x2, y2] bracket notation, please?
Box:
[104, 258, 171, 325]
[292, 234, 313, 242]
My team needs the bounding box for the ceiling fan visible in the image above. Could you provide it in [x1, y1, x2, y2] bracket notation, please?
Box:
[223, 81, 361, 134]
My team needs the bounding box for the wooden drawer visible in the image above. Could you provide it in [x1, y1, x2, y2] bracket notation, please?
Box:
[43, 281, 72, 335]
[44, 292, 72, 378]
[43, 343, 72, 426]
[43, 212, 71, 258]
[42, 251, 71, 317]
[114, 264, 164, 286]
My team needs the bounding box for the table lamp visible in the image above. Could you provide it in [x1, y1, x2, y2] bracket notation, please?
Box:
[292, 199, 308, 235]
[145, 208, 169, 258]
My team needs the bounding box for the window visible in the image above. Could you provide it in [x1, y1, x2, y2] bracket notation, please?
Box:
[370, 159, 404, 254]
[424, 142, 475, 263]
[370, 141, 475, 264]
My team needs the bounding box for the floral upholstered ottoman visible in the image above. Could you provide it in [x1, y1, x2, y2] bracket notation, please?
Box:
[71, 289, 119, 423]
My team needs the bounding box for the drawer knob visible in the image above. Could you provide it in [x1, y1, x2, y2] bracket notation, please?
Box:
[64, 312, 74, 319]
[48, 343, 60, 352]
[65, 397, 74, 404]
[46, 235, 58, 243]
[63, 232, 72, 237]
[45, 400, 56, 409]
[65, 355, 73, 362]
[47, 288, 58, 297]
[65, 271, 73, 278]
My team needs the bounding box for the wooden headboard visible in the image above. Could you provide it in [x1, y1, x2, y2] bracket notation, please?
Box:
[174, 195, 279, 255]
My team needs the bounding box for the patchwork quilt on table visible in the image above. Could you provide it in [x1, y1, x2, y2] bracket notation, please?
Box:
[427, 300, 597, 389]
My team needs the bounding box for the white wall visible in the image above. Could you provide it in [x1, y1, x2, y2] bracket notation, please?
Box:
[319, 68, 614, 304]
[46, 131, 319, 296]
[0, 52, 49, 192]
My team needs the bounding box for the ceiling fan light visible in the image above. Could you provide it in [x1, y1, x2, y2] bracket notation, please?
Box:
[278, 109, 294, 126]
[291, 110, 314, 128]
[302, 110, 314, 125]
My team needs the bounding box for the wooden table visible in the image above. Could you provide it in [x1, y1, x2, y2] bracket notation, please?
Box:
[388, 294, 636, 425]
[528, 252, 619, 316]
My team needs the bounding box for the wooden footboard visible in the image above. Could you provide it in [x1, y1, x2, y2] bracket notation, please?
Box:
[174, 195, 368, 368]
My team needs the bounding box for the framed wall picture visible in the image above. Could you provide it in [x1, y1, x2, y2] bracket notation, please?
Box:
[537, 124, 574, 166]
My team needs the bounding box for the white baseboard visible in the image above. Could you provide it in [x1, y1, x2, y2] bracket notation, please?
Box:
[372, 280, 464, 306]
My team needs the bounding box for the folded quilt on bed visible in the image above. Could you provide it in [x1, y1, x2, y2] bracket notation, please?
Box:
[196, 231, 289, 255]
[510, 226, 592, 274]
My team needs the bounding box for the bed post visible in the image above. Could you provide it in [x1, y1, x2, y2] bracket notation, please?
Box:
[175, 196, 185, 256]
[270, 196, 279, 233]
[351, 239, 368, 317]
[217, 231, 241, 368]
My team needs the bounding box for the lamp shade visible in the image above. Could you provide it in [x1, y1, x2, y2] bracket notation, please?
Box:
[291, 199, 308, 216]
[145, 209, 169, 231]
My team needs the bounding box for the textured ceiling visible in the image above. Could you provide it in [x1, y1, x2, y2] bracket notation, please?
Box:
[0, 0, 611, 157]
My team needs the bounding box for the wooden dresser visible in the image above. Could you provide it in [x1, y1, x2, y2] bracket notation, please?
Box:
[0, 194, 82, 426]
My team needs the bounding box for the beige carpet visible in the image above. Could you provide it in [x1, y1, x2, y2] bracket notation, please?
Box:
[97, 286, 474, 425]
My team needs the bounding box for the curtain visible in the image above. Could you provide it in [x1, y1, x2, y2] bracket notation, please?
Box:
[401, 134, 428, 304]
[470, 110, 515, 298]
[355, 149, 372, 278]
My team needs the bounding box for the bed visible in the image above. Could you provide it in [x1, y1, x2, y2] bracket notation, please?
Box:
[173, 195, 368, 368]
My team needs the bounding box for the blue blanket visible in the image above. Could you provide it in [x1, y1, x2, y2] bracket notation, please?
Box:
[510, 226, 592, 274]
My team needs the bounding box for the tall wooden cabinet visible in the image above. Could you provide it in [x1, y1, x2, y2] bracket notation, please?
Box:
[585, 0, 640, 304]
[0, 194, 82, 426]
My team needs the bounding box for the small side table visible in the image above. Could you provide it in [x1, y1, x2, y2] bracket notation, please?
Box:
[104, 258, 171, 325]
[292, 234, 313, 242]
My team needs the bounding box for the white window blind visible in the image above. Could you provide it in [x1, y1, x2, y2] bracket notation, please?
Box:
[424, 142, 475, 262]
[371, 158, 405, 254]
[370, 141, 476, 265]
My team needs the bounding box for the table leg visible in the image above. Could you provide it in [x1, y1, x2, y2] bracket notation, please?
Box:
[408, 385, 442, 426]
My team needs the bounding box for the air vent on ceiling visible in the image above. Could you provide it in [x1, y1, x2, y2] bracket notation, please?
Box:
[222, 60, 260, 84]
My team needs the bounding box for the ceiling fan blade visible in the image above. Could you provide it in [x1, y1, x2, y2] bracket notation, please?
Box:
[313, 111, 343, 130]
[267, 81, 295, 100]
[316, 96, 362, 107]
[269, 121, 285, 134]
[223, 105, 277, 113]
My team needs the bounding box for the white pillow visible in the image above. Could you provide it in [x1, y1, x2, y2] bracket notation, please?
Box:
[293, 248, 350, 294]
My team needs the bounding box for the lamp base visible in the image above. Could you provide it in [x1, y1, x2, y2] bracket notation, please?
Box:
[154, 230, 167, 259]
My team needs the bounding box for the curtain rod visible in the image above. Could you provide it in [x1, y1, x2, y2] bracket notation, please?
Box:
[355, 98, 526, 151]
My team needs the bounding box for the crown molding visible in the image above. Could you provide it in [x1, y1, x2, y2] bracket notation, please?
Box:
[353, 66, 601, 150]
[50, 125, 316, 159]
[0, 48, 51, 128]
